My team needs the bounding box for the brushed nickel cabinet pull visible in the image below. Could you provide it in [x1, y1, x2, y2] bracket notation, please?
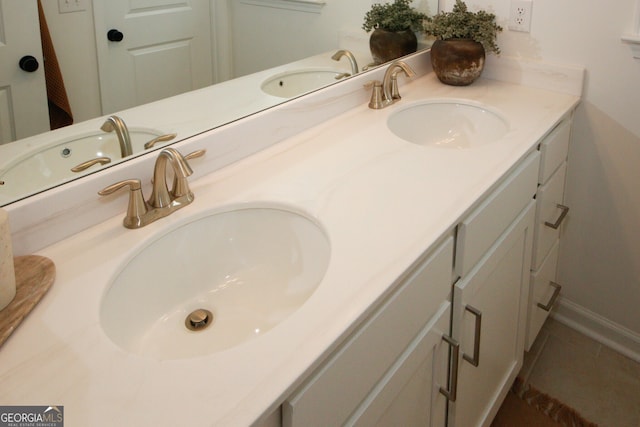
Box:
[439, 335, 460, 402]
[537, 281, 562, 312]
[463, 305, 482, 367]
[545, 204, 570, 229]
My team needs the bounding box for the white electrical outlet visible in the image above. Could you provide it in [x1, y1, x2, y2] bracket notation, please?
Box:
[58, 0, 86, 14]
[509, 0, 532, 33]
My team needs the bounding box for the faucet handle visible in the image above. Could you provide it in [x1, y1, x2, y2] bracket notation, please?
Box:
[389, 74, 402, 101]
[184, 149, 206, 162]
[144, 133, 177, 150]
[171, 149, 206, 200]
[71, 156, 111, 173]
[366, 80, 385, 109]
[98, 179, 149, 229]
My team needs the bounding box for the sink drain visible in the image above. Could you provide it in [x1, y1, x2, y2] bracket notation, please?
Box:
[185, 309, 214, 331]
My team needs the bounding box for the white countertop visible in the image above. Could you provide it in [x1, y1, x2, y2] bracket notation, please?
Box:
[0, 70, 579, 426]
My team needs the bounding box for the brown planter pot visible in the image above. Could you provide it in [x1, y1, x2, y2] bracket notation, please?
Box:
[430, 39, 485, 86]
[369, 28, 418, 65]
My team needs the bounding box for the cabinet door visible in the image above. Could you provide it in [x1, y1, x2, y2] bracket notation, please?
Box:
[348, 303, 451, 427]
[284, 237, 454, 427]
[449, 202, 534, 427]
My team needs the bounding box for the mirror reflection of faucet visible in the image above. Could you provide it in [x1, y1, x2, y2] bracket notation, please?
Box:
[331, 49, 359, 77]
[70, 157, 111, 173]
[100, 115, 133, 158]
[144, 133, 177, 150]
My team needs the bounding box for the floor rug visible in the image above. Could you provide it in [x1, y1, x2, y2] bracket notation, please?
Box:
[491, 379, 598, 427]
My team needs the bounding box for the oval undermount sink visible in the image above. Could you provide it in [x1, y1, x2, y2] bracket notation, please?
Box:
[387, 100, 509, 149]
[261, 69, 346, 98]
[100, 206, 330, 360]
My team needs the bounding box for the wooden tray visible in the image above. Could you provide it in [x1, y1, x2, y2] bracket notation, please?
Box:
[0, 255, 55, 347]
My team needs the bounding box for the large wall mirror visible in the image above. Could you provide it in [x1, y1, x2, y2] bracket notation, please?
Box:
[0, 0, 437, 207]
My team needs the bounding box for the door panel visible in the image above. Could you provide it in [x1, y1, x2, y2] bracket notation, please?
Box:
[0, 0, 49, 144]
[94, 0, 213, 114]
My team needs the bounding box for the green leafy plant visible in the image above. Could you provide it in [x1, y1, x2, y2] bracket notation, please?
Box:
[362, 0, 428, 33]
[423, 0, 503, 54]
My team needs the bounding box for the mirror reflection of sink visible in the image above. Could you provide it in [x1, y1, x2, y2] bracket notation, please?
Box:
[387, 100, 509, 149]
[0, 129, 164, 198]
[261, 68, 347, 98]
[100, 206, 330, 360]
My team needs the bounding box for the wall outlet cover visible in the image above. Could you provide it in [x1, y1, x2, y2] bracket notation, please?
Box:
[509, 0, 533, 33]
[58, 0, 86, 14]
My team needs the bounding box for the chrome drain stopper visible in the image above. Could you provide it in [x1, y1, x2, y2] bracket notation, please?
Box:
[185, 309, 213, 331]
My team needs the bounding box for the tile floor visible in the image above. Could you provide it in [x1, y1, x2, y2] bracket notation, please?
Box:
[519, 318, 640, 427]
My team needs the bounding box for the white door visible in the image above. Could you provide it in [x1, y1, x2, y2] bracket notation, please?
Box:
[0, 0, 50, 144]
[93, 0, 213, 115]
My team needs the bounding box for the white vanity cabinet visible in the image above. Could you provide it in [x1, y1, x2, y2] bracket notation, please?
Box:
[448, 152, 539, 427]
[525, 117, 572, 350]
[283, 236, 455, 427]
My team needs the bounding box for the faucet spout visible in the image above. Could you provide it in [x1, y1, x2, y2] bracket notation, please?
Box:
[148, 147, 193, 209]
[331, 49, 359, 76]
[382, 61, 415, 104]
[101, 115, 133, 158]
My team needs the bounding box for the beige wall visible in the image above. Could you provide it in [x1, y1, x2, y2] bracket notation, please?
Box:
[442, 0, 640, 348]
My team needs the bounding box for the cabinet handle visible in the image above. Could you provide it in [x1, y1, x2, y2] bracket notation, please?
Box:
[439, 335, 460, 402]
[537, 281, 562, 312]
[463, 305, 482, 367]
[544, 204, 569, 229]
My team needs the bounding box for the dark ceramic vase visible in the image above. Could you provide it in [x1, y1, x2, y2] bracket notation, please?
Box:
[369, 28, 418, 65]
[430, 39, 485, 86]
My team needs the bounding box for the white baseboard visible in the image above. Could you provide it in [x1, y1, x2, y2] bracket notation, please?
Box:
[552, 297, 640, 363]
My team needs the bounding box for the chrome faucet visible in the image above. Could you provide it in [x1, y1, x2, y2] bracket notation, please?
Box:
[101, 115, 133, 158]
[368, 60, 416, 109]
[98, 148, 205, 229]
[331, 49, 359, 77]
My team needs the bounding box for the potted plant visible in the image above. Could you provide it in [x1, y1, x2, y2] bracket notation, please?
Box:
[363, 0, 428, 65]
[423, 0, 502, 85]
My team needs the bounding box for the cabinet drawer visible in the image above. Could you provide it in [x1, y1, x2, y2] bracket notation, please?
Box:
[455, 152, 539, 277]
[532, 162, 567, 269]
[538, 119, 570, 184]
[526, 240, 560, 350]
[283, 237, 454, 427]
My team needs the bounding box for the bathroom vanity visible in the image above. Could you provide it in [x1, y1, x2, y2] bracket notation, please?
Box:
[0, 51, 582, 426]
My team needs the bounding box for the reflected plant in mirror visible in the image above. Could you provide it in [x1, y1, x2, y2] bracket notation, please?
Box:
[363, 0, 429, 64]
[0, 0, 438, 207]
